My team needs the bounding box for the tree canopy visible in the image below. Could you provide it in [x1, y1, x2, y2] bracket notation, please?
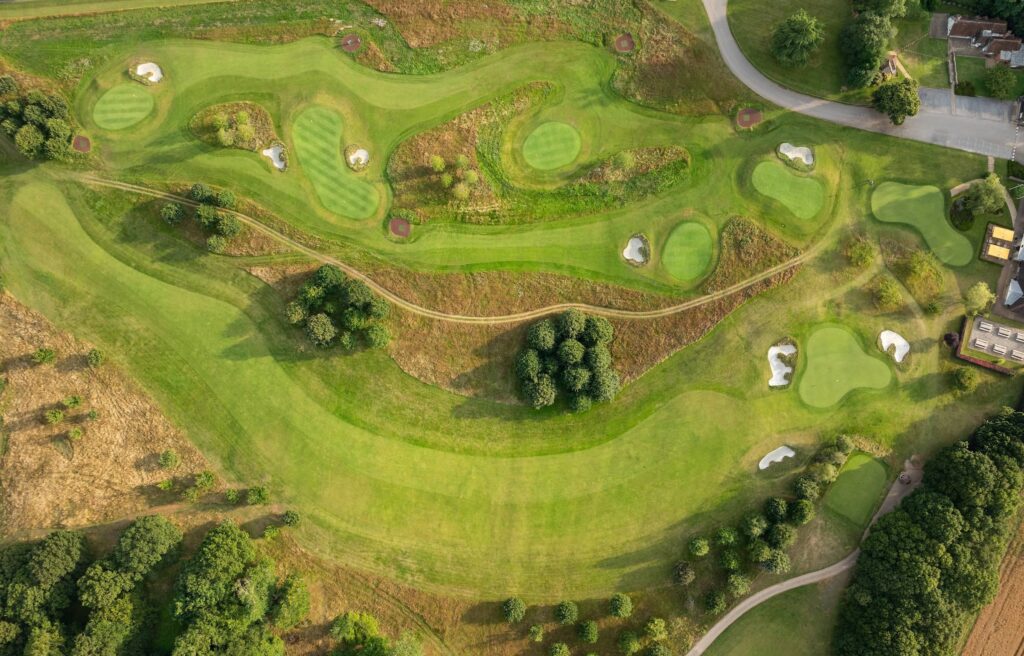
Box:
[771, 10, 826, 67]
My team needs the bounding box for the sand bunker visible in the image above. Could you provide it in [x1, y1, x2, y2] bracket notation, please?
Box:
[347, 147, 370, 167]
[262, 144, 286, 171]
[779, 143, 813, 166]
[622, 235, 649, 265]
[135, 62, 163, 83]
[759, 446, 796, 470]
[879, 330, 910, 363]
[768, 344, 797, 387]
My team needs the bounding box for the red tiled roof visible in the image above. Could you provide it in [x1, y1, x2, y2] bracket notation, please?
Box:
[949, 17, 1009, 38]
[986, 37, 1023, 55]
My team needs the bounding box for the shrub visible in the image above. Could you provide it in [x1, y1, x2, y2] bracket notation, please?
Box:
[688, 537, 710, 557]
[502, 597, 526, 623]
[159, 449, 181, 469]
[618, 630, 642, 655]
[788, 498, 816, 525]
[62, 395, 83, 409]
[160, 203, 185, 225]
[953, 367, 980, 393]
[32, 347, 56, 365]
[644, 617, 668, 641]
[429, 155, 446, 172]
[705, 590, 727, 615]
[579, 619, 599, 643]
[610, 592, 633, 618]
[205, 235, 227, 253]
[247, 486, 270, 505]
[764, 497, 789, 523]
[528, 624, 544, 642]
[726, 573, 751, 598]
[874, 276, 904, 311]
[452, 182, 470, 200]
[364, 325, 391, 349]
[965, 281, 995, 315]
[985, 65, 1016, 100]
[282, 510, 301, 527]
[86, 348, 105, 368]
[836, 435, 854, 454]
[771, 10, 825, 67]
[455, 154, 470, 169]
[719, 549, 741, 571]
[330, 611, 380, 643]
[465, 170, 480, 185]
[440, 173, 453, 188]
[550, 643, 570, 656]
[45, 409, 64, 424]
[555, 600, 578, 624]
[0, 76, 17, 96]
[215, 215, 242, 238]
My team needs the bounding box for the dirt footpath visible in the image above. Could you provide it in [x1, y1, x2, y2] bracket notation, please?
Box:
[962, 519, 1024, 656]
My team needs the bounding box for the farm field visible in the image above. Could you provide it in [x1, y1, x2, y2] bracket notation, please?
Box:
[962, 518, 1024, 656]
[0, 0, 1020, 654]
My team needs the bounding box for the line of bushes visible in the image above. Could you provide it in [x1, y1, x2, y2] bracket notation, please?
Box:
[833, 409, 1024, 655]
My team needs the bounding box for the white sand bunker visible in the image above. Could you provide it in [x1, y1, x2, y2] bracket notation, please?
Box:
[879, 330, 909, 363]
[759, 446, 796, 470]
[779, 143, 813, 166]
[767, 344, 797, 387]
[135, 62, 163, 83]
[262, 144, 286, 171]
[622, 235, 648, 265]
[346, 147, 370, 170]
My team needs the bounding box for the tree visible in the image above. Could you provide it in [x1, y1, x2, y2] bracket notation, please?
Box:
[528, 624, 544, 642]
[455, 154, 470, 169]
[0, 76, 17, 96]
[305, 313, 337, 347]
[762, 549, 791, 574]
[764, 497, 789, 523]
[523, 374, 557, 408]
[963, 174, 1006, 218]
[726, 574, 751, 598]
[557, 309, 587, 339]
[555, 600, 578, 624]
[841, 13, 894, 87]
[874, 276, 904, 311]
[270, 574, 309, 629]
[216, 214, 242, 238]
[557, 339, 585, 366]
[845, 238, 876, 267]
[364, 325, 390, 349]
[742, 512, 769, 539]
[45, 409, 64, 424]
[646, 645, 671, 656]
[644, 617, 668, 641]
[282, 510, 300, 527]
[579, 619, 599, 643]
[14, 123, 44, 158]
[237, 124, 255, 143]
[214, 189, 236, 209]
[502, 597, 526, 623]
[113, 515, 182, 578]
[465, 170, 480, 185]
[549, 643, 570, 656]
[771, 10, 825, 67]
[247, 486, 270, 505]
[216, 128, 234, 147]
[440, 173, 453, 188]
[582, 316, 614, 346]
[872, 78, 921, 125]
[720, 549, 741, 571]
[610, 592, 633, 618]
[965, 281, 995, 315]
[331, 611, 379, 644]
[985, 65, 1016, 99]
[766, 523, 797, 549]
[674, 560, 695, 586]
[715, 527, 739, 547]
[429, 155, 446, 172]
[452, 182, 470, 200]
[788, 498, 816, 525]
[618, 630, 642, 655]
[852, 0, 906, 17]
[189, 183, 213, 203]
[704, 590, 727, 615]
[688, 537, 710, 557]
[527, 319, 557, 352]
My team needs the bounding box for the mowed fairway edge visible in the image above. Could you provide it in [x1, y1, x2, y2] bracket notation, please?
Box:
[797, 325, 892, 408]
[292, 105, 379, 219]
[870, 181, 973, 266]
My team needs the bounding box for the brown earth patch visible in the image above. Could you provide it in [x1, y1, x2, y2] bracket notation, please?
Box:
[0, 293, 206, 534]
[962, 517, 1024, 656]
[735, 107, 763, 129]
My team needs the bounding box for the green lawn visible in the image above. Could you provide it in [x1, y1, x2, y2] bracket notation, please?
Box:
[662, 221, 714, 281]
[751, 161, 826, 220]
[823, 453, 888, 526]
[902, 37, 950, 88]
[92, 84, 156, 130]
[292, 105, 379, 219]
[797, 325, 893, 409]
[870, 181, 973, 266]
[521, 121, 582, 171]
[956, 56, 1024, 99]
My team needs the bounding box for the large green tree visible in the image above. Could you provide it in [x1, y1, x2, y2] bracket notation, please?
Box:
[872, 78, 921, 125]
[771, 10, 826, 67]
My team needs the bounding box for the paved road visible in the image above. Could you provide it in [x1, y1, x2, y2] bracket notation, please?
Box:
[702, 0, 1020, 159]
[685, 459, 923, 656]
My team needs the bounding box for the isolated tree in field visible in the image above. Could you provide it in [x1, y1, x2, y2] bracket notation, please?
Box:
[688, 537, 710, 557]
[502, 597, 526, 623]
[953, 367, 980, 393]
[429, 155, 446, 172]
[963, 174, 1006, 218]
[965, 281, 995, 315]
[771, 10, 825, 67]
[610, 592, 633, 618]
[985, 65, 1016, 99]
[841, 13, 894, 87]
[158, 448, 181, 469]
[555, 600, 578, 624]
[872, 78, 921, 125]
[579, 619, 599, 643]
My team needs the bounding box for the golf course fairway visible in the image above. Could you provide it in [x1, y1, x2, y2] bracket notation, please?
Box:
[870, 182, 973, 266]
[798, 325, 892, 408]
[751, 160, 825, 220]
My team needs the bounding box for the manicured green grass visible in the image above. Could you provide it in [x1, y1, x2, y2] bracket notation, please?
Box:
[823, 453, 888, 526]
[292, 105, 379, 219]
[902, 37, 950, 88]
[521, 121, 582, 171]
[92, 84, 155, 130]
[870, 181, 973, 266]
[751, 161, 826, 220]
[798, 325, 892, 409]
[956, 56, 1024, 99]
[662, 221, 714, 281]
[0, 0, 238, 19]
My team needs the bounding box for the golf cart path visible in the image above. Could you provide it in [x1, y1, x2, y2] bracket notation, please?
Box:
[79, 176, 818, 324]
[685, 458, 923, 656]
[701, 0, 1019, 159]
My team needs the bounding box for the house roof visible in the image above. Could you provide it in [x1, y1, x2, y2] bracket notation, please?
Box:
[949, 17, 1009, 38]
[1007, 279, 1024, 306]
[988, 244, 1011, 260]
[993, 226, 1015, 241]
[985, 37, 1024, 55]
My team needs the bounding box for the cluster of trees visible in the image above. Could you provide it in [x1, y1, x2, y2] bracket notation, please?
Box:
[502, 593, 671, 656]
[840, 0, 901, 89]
[329, 610, 423, 656]
[514, 309, 621, 412]
[0, 76, 75, 161]
[952, 173, 1007, 230]
[210, 109, 256, 148]
[965, 280, 996, 316]
[161, 183, 242, 253]
[677, 437, 855, 615]
[286, 265, 391, 351]
[771, 10, 826, 67]
[428, 153, 480, 201]
[834, 410, 1024, 655]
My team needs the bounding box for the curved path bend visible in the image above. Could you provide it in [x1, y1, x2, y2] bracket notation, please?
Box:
[701, 0, 1019, 159]
[79, 175, 816, 325]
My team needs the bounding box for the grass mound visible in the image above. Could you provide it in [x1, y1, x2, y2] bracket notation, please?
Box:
[870, 182, 973, 266]
[92, 84, 154, 130]
[521, 121, 581, 170]
[751, 160, 825, 220]
[292, 105, 378, 219]
[662, 222, 713, 281]
[798, 325, 891, 408]
[823, 453, 887, 525]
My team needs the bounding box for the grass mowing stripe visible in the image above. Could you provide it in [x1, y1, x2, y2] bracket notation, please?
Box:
[522, 121, 581, 170]
[93, 84, 154, 130]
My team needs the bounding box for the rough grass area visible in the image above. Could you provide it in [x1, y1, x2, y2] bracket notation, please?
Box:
[704, 217, 799, 293]
[189, 101, 277, 152]
[751, 160, 826, 220]
[292, 105, 379, 219]
[92, 83, 154, 130]
[870, 181, 973, 266]
[521, 121, 582, 170]
[663, 221, 714, 281]
[823, 453, 888, 526]
[956, 56, 1024, 99]
[797, 325, 892, 408]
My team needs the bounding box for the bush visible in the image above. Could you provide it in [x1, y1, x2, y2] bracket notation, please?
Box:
[874, 276, 904, 311]
[62, 395, 83, 409]
[205, 235, 227, 254]
[719, 549, 741, 571]
[742, 512, 769, 538]
[954, 80, 977, 96]
[549, 643, 569, 656]
[282, 510, 301, 527]
[846, 238, 876, 268]
[618, 630, 642, 655]
[647, 645, 671, 656]
[765, 523, 797, 549]
[953, 367, 980, 393]
[528, 624, 544, 642]
[764, 497, 789, 523]
[452, 182, 470, 200]
[726, 574, 751, 598]
[835, 435, 854, 454]
[32, 347, 56, 365]
[674, 560, 695, 586]
[45, 409, 64, 424]
[160, 203, 185, 225]
[788, 498, 816, 525]
[247, 486, 270, 505]
[555, 600, 578, 624]
[644, 617, 668, 641]
[330, 611, 380, 644]
[794, 474, 821, 500]
[610, 592, 633, 618]
[85, 348, 105, 368]
[965, 281, 996, 315]
[579, 619, 599, 643]
[430, 155, 446, 172]
[306, 313, 338, 347]
[715, 527, 739, 547]
[271, 574, 310, 630]
[159, 450, 180, 469]
[761, 549, 791, 574]
[688, 537, 710, 557]
[704, 590, 727, 615]
[502, 597, 526, 623]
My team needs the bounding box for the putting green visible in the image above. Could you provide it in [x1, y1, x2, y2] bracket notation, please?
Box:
[870, 182, 972, 266]
[92, 84, 154, 130]
[662, 222, 714, 281]
[798, 325, 892, 408]
[521, 121, 581, 170]
[751, 160, 825, 220]
[823, 453, 887, 526]
[292, 105, 378, 219]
